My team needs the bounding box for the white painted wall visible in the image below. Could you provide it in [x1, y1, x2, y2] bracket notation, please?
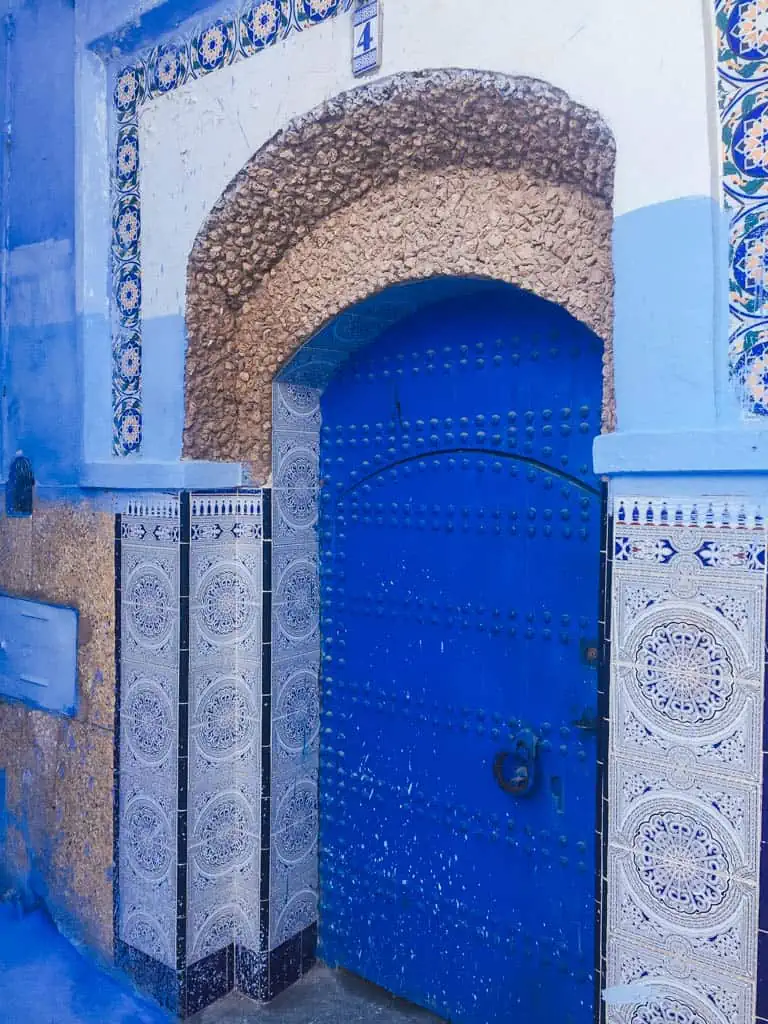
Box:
[139, 0, 717, 319]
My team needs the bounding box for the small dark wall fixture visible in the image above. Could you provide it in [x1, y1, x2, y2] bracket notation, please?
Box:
[6, 454, 34, 517]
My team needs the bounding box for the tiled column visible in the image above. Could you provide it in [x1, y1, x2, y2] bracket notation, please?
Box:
[115, 497, 183, 1008]
[116, 492, 265, 1016]
[187, 493, 264, 1007]
[261, 381, 322, 996]
[604, 497, 766, 1024]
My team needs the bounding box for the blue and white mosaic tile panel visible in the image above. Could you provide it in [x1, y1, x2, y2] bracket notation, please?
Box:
[269, 381, 321, 949]
[717, 0, 768, 415]
[109, 1, 354, 455]
[118, 498, 181, 970]
[606, 497, 766, 1024]
[188, 494, 264, 965]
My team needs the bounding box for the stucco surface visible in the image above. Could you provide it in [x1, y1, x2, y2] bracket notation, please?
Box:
[184, 69, 615, 476]
[0, 504, 115, 958]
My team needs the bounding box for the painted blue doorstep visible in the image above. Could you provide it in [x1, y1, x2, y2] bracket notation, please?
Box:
[0, 902, 170, 1024]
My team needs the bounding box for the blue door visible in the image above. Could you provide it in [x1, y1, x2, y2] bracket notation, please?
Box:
[318, 285, 602, 1023]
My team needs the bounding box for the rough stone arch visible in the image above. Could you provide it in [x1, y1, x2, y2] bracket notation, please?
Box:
[184, 68, 616, 478]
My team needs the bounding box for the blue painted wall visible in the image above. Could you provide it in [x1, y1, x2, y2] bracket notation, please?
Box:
[0, 0, 758, 495]
[3, 0, 79, 492]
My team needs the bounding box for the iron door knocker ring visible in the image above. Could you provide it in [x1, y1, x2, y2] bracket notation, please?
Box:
[493, 729, 537, 797]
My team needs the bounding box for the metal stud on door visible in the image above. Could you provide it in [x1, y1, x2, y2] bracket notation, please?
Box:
[318, 286, 602, 1024]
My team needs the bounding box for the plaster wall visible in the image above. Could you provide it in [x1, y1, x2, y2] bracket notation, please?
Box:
[139, 0, 713, 309]
[0, 503, 116, 958]
[75, 0, 722, 477]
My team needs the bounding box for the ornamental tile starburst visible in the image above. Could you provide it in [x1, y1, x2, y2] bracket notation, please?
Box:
[633, 811, 731, 917]
[736, 230, 768, 290]
[736, 107, 768, 172]
[744, 344, 768, 405]
[119, 343, 141, 380]
[732, 0, 768, 57]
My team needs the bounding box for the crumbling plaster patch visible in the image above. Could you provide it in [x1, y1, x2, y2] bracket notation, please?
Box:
[184, 69, 615, 477]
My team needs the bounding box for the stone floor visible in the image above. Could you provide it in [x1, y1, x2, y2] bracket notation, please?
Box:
[0, 900, 445, 1024]
[190, 965, 446, 1023]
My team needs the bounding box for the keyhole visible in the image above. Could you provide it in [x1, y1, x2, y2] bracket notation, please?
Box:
[550, 775, 564, 814]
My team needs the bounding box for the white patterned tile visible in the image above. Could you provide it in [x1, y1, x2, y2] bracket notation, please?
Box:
[605, 933, 753, 1024]
[121, 543, 180, 669]
[272, 545, 320, 659]
[271, 774, 318, 880]
[187, 899, 257, 966]
[120, 662, 178, 775]
[188, 788, 259, 910]
[611, 559, 765, 684]
[190, 659, 259, 744]
[190, 543, 263, 664]
[118, 777, 178, 968]
[607, 842, 757, 979]
[272, 381, 322, 435]
[270, 886, 318, 952]
[271, 652, 320, 775]
[611, 663, 762, 782]
[609, 757, 760, 874]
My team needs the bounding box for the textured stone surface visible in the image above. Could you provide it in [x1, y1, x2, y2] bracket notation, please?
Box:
[187, 167, 613, 477]
[0, 503, 115, 958]
[184, 69, 615, 476]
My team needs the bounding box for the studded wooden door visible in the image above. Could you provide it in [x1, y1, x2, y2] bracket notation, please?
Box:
[318, 287, 603, 1023]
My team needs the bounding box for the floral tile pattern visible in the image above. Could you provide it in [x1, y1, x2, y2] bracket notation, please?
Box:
[109, 0, 354, 454]
[717, 0, 768, 414]
[117, 498, 181, 970]
[188, 493, 264, 964]
[605, 496, 766, 1024]
[269, 382, 321, 948]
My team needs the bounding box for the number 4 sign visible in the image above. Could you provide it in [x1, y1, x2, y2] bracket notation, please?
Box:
[352, 0, 381, 77]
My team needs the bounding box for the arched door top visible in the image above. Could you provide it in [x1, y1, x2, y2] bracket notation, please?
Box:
[184, 71, 615, 476]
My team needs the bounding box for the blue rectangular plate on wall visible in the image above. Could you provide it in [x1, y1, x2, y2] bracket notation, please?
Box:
[0, 594, 78, 716]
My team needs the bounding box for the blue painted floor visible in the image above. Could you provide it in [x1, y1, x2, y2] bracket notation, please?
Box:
[0, 902, 170, 1024]
[0, 902, 444, 1023]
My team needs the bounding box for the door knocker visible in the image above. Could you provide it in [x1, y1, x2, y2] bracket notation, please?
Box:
[493, 728, 538, 797]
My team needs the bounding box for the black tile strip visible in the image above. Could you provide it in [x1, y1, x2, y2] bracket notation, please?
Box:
[260, 488, 273, 954]
[267, 929, 303, 1000]
[300, 920, 318, 976]
[177, 492, 191, 979]
[262, 487, 272, 541]
[115, 939, 180, 1015]
[184, 943, 233, 1017]
[594, 484, 611, 1024]
[236, 943, 268, 1001]
[226, 942, 235, 993]
[112, 513, 122, 954]
[759, 930, 768, 1021]
[760, 525, 768, 1004]
[763, 539, 768, 754]
[262, 585, 272, 645]
[262, 639, 272, 699]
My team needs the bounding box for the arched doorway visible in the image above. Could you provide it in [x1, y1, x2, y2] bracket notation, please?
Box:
[181, 67, 615, 1019]
[296, 278, 603, 1022]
